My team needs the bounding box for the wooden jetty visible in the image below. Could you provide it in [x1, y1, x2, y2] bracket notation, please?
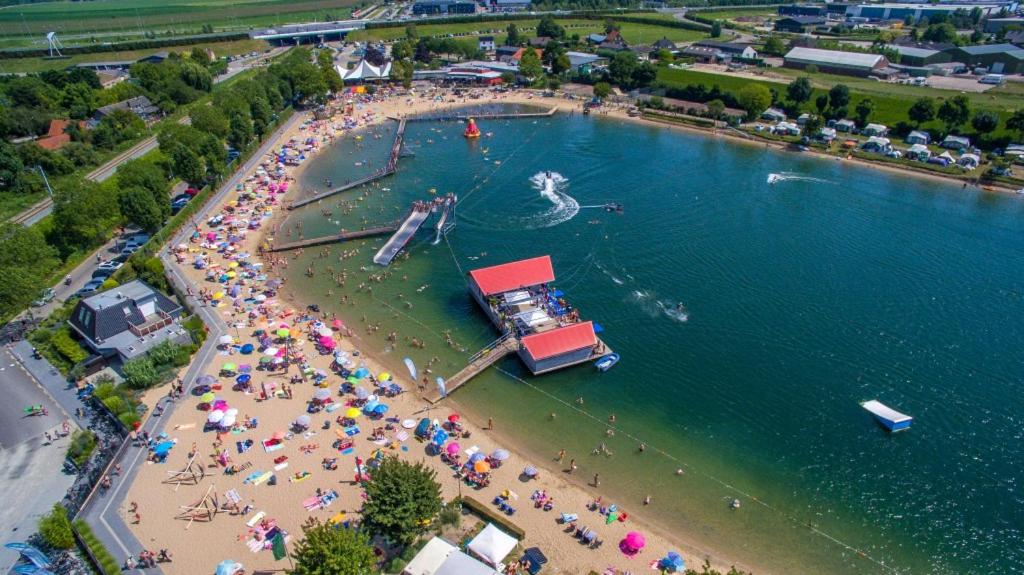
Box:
[425, 334, 519, 403]
[398, 107, 558, 123]
[265, 225, 397, 252]
[287, 118, 407, 210]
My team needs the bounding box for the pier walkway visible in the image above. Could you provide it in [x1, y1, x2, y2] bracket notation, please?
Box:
[265, 225, 397, 252]
[426, 334, 520, 403]
[399, 107, 557, 123]
[287, 118, 407, 210]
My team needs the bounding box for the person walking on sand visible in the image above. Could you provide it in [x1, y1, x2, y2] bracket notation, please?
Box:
[569, 459, 576, 474]
[557, 449, 565, 463]
[487, 417, 493, 430]
[593, 473, 600, 487]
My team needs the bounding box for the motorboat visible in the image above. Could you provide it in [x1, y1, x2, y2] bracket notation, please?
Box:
[603, 202, 623, 213]
[594, 353, 619, 372]
[861, 400, 913, 432]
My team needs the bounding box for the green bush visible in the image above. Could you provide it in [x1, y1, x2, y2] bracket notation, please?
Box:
[50, 327, 88, 365]
[119, 411, 141, 429]
[73, 519, 122, 574]
[101, 396, 125, 415]
[121, 356, 159, 389]
[38, 504, 75, 550]
[66, 429, 97, 468]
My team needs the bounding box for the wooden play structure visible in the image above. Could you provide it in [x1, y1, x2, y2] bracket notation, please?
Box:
[175, 484, 219, 529]
[163, 451, 206, 489]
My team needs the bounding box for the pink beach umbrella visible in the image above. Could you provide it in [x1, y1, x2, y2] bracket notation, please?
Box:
[445, 442, 460, 455]
[619, 532, 646, 557]
[319, 336, 336, 348]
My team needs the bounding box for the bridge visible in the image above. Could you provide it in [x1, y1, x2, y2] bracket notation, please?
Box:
[250, 20, 368, 42]
[264, 225, 397, 252]
[287, 118, 406, 210]
[373, 194, 455, 266]
[425, 334, 520, 404]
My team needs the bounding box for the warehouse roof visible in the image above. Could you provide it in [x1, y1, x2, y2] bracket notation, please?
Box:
[956, 43, 1024, 57]
[784, 47, 885, 68]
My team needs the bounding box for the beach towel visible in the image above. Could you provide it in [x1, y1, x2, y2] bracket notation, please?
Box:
[262, 438, 283, 453]
[320, 490, 338, 507]
[325, 403, 340, 413]
[225, 489, 242, 505]
[302, 496, 320, 511]
[289, 471, 311, 483]
[395, 431, 409, 442]
[246, 511, 266, 527]
[242, 471, 263, 484]
[274, 462, 289, 472]
[343, 426, 360, 437]
[246, 538, 264, 553]
[236, 440, 253, 454]
[252, 471, 273, 486]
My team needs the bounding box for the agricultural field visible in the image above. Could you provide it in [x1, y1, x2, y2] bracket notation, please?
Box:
[694, 8, 778, 21]
[0, 0, 360, 39]
[656, 67, 1022, 139]
[349, 18, 707, 44]
[0, 38, 270, 73]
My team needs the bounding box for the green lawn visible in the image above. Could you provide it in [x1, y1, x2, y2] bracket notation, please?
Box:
[350, 18, 706, 44]
[693, 8, 778, 21]
[657, 67, 1021, 139]
[0, 38, 270, 74]
[0, 0, 359, 38]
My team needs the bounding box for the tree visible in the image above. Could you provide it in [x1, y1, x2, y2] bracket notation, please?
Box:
[405, 23, 418, 40]
[171, 146, 205, 184]
[706, 99, 725, 120]
[609, 51, 639, 88]
[908, 97, 936, 127]
[0, 140, 26, 192]
[786, 77, 813, 108]
[593, 81, 612, 99]
[61, 82, 95, 120]
[228, 113, 254, 151]
[189, 105, 229, 138]
[737, 83, 772, 119]
[855, 98, 874, 126]
[391, 39, 414, 61]
[537, 14, 565, 39]
[250, 96, 273, 138]
[119, 186, 164, 233]
[802, 114, 824, 137]
[49, 179, 120, 255]
[922, 22, 958, 44]
[604, 19, 620, 34]
[1006, 108, 1024, 140]
[763, 36, 785, 56]
[654, 48, 674, 63]
[505, 23, 522, 47]
[937, 95, 970, 132]
[317, 49, 343, 93]
[38, 504, 75, 549]
[815, 93, 829, 115]
[288, 518, 376, 575]
[828, 84, 850, 111]
[361, 457, 441, 544]
[971, 110, 999, 136]
[711, 21, 722, 38]
[0, 222, 59, 318]
[552, 53, 571, 75]
[518, 48, 543, 83]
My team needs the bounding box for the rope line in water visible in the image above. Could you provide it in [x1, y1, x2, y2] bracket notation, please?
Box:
[440, 231, 899, 574]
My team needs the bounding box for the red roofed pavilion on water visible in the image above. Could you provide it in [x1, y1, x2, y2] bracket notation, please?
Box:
[520, 321, 597, 361]
[468, 255, 555, 296]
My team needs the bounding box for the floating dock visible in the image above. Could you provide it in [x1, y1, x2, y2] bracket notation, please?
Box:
[399, 107, 557, 123]
[265, 225, 398, 252]
[287, 118, 406, 210]
[425, 334, 519, 404]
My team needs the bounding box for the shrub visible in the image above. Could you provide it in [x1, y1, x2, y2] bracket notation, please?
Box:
[121, 356, 159, 389]
[66, 429, 97, 467]
[38, 504, 75, 549]
[101, 395, 125, 415]
[72, 520, 122, 574]
[50, 327, 87, 364]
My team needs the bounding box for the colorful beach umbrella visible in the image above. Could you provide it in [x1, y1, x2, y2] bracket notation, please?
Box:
[473, 460, 491, 473]
[469, 452, 486, 463]
[353, 367, 370, 379]
[378, 372, 391, 382]
[259, 356, 272, 364]
[373, 404, 388, 415]
[523, 465, 538, 477]
[447, 414, 460, 423]
[445, 442, 460, 455]
[196, 375, 216, 386]
[236, 374, 251, 384]
[294, 415, 311, 427]
[490, 449, 510, 461]
[345, 407, 361, 419]
[221, 362, 236, 372]
[313, 389, 332, 401]
[276, 328, 290, 338]
[200, 392, 216, 403]
[263, 347, 279, 356]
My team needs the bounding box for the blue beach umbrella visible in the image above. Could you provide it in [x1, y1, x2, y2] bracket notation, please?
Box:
[469, 452, 486, 463]
[236, 374, 251, 384]
[432, 429, 448, 445]
[240, 343, 254, 355]
[354, 367, 370, 379]
[373, 403, 389, 415]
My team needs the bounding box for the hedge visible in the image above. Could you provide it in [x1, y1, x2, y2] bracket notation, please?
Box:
[461, 496, 526, 540]
[72, 519, 121, 575]
[0, 32, 249, 60]
[50, 326, 88, 364]
[66, 429, 97, 468]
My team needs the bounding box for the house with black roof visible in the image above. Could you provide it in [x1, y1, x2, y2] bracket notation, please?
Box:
[67, 280, 189, 362]
[91, 95, 162, 126]
[774, 16, 827, 33]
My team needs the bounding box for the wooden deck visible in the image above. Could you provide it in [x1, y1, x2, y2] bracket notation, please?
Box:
[398, 107, 558, 123]
[425, 335, 519, 403]
[265, 225, 397, 252]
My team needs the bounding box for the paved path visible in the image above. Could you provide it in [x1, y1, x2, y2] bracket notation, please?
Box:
[76, 111, 305, 574]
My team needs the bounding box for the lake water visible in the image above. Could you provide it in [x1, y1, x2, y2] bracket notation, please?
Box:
[279, 108, 1024, 574]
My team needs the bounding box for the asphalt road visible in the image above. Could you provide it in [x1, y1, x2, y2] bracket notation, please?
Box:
[0, 346, 64, 450]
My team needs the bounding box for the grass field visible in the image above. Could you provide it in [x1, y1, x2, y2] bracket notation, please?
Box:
[0, 0, 359, 38]
[349, 18, 707, 44]
[694, 8, 777, 22]
[0, 38, 269, 73]
[657, 67, 1022, 138]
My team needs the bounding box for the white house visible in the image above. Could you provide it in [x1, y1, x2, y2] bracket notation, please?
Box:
[478, 36, 496, 52]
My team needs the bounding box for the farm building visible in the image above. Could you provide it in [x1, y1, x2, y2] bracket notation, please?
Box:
[891, 45, 952, 67]
[774, 16, 827, 33]
[946, 43, 1024, 74]
[845, 3, 1005, 24]
[693, 40, 759, 60]
[783, 47, 893, 77]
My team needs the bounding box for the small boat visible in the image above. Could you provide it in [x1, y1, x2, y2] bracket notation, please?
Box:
[603, 202, 623, 213]
[594, 353, 620, 372]
[861, 400, 913, 432]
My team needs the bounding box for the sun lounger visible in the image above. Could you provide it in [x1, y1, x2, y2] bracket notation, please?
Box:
[246, 511, 266, 527]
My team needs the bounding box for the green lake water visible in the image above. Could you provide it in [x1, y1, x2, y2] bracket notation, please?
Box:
[279, 108, 1024, 574]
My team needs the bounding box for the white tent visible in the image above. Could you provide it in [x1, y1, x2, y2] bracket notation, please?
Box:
[433, 550, 496, 575]
[339, 60, 392, 82]
[402, 537, 455, 575]
[467, 523, 518, 568]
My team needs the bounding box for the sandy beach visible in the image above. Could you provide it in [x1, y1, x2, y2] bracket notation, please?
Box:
[121, 88, 755, 575]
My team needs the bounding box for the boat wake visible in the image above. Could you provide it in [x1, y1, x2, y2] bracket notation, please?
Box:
[595, 261, 625, 285]
[767, 172, 833, 185]
[631, 290, 689, 323]
[519, 171, 579, 229]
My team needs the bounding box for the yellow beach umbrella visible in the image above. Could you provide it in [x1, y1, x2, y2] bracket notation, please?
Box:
[228, 261, 239, 268]
[345, 407, 361, 419]
[226, 271, 236, 278]
[378, 372, 391, 382]
[212, 291, 225, 300]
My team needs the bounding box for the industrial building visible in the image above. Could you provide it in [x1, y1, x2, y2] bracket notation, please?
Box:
[844, 3, 1007, 23]
[783, 47, 893, 77]
[412, 0, 476, 15]
[774, 15, 828, 32]
[947, 43, 1024, 73]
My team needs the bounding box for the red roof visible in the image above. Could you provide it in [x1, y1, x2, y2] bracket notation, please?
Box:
[521, 321, 597, 361]
[469, 256, 554, 296]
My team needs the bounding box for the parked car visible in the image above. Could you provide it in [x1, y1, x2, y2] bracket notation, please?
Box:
[96, 260, 123, 273]
[171, 195, 191, 214]
[91, 267, 115, 280]
[185, 187, 200, 197]
[120, 244, 140, 257]
[73, 279, 104, 298]
[32, 288, 56, 307]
